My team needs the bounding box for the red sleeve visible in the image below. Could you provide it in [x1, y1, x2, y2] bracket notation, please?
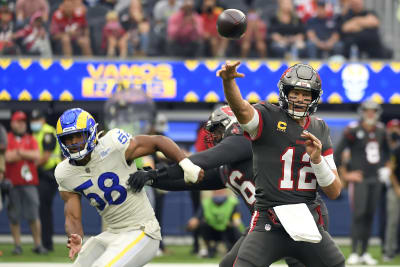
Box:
[322, 148, 333, 156]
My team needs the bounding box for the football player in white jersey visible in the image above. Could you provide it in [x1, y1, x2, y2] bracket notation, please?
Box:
[54, 108, 204, 267]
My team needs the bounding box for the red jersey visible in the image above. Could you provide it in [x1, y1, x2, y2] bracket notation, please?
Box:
[50, 7, 87, 37]
[5, 133, 39, 186]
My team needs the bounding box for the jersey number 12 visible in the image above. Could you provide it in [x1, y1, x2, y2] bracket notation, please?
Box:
[279, 147, 317, 191]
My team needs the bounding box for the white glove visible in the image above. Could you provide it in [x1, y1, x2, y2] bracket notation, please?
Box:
[378, 167, 391, 187]
[179, 158, 201, 183]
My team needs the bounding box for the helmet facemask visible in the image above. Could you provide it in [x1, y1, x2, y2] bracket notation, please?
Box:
[204, 124, 225, 147]
[58, 123, 98, 160]
[278, 64, 322, 119]
[279, 85, 321, 119]
[358, 100, 382, 126]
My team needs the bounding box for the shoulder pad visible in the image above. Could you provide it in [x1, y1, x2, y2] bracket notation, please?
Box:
[102, 128, 132, 152]
[348, 121, 359, 129]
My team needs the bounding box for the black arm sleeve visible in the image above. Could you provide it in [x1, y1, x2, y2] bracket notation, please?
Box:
[189, 135, 252, 169]
[152, 167, 225, 191]
[42, 133, 57, 151]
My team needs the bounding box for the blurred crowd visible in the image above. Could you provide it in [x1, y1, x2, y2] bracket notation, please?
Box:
[0, 0, 394, 59]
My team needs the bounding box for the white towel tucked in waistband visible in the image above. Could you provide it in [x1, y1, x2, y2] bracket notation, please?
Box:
[273, 203, 322, 243]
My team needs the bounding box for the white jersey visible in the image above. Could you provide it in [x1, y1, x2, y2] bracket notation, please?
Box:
[54, 128, 161, 240]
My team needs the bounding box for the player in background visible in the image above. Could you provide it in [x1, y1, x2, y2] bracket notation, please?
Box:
[218, 61, 344, 267]
[128, 105, 330, 267]
[54, 108, 203, 267]
[334, 100, 390, 265]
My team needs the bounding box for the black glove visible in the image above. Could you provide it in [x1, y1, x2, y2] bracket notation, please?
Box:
[127, 168, 158, 193]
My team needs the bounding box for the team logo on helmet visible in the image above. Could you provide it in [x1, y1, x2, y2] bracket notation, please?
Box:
[56, 108, 98, 160]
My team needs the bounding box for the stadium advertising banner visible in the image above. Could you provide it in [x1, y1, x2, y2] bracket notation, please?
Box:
[0, 59, 399, 103]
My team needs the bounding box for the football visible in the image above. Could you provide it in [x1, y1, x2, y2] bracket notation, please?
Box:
[216, 9, 247, 40]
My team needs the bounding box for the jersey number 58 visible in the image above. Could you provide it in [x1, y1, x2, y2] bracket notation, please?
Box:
[74, 172, 127, 211]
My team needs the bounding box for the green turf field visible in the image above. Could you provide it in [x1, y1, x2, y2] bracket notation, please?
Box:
[0, 243, 399, 265]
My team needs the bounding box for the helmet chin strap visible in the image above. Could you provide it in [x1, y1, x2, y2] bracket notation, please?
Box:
[69, 147, 89, 160]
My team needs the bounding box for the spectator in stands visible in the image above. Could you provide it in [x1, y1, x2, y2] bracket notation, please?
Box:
[339, 0, 392, 59]
[150, 0, 182, 56]
[50, 0, 92, 56]
[306, 0, 343, 58]
[13, 11, 52, 56]
[120, 0, 150, 56]
[383, 119, 400, 262]
[5, 111, 47, 255]
[187, 189, 242, 258]
[102, 10, 128, 57]
[0, 1, 17, 55]
[199, 0, 227, 57]
[268, 0, 306, 59]
[167, 0, 203, 57]
[15, 0, 49, 28]
[240, 8, 267, 57]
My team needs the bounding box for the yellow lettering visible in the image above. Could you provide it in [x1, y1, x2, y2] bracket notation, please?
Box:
[162, 79, 177, 98]
[105, 79, 117, 96]
[119, 64, 131, 78]
[133, 79, 143, 90]
[130, 65, 141, 77]
[140, 64, 155, 81]
[87, 64, 104, 79]
[104, 64, 119, 78]
[82, 78, 95, 97]
[156, 64, 172, 81]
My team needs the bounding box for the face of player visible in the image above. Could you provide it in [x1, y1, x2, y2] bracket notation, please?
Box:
[61, 132, 86, 153]
[287, 89, 312, 113]
[362, 108, 378, 126]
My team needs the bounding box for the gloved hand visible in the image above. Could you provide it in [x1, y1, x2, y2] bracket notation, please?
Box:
[378, 167, 391, 187]
[127, 168, 157, 193]
[178, 158, 204, 183]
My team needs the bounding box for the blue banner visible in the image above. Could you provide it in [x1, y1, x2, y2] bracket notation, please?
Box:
[0, 58, 399, 103]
